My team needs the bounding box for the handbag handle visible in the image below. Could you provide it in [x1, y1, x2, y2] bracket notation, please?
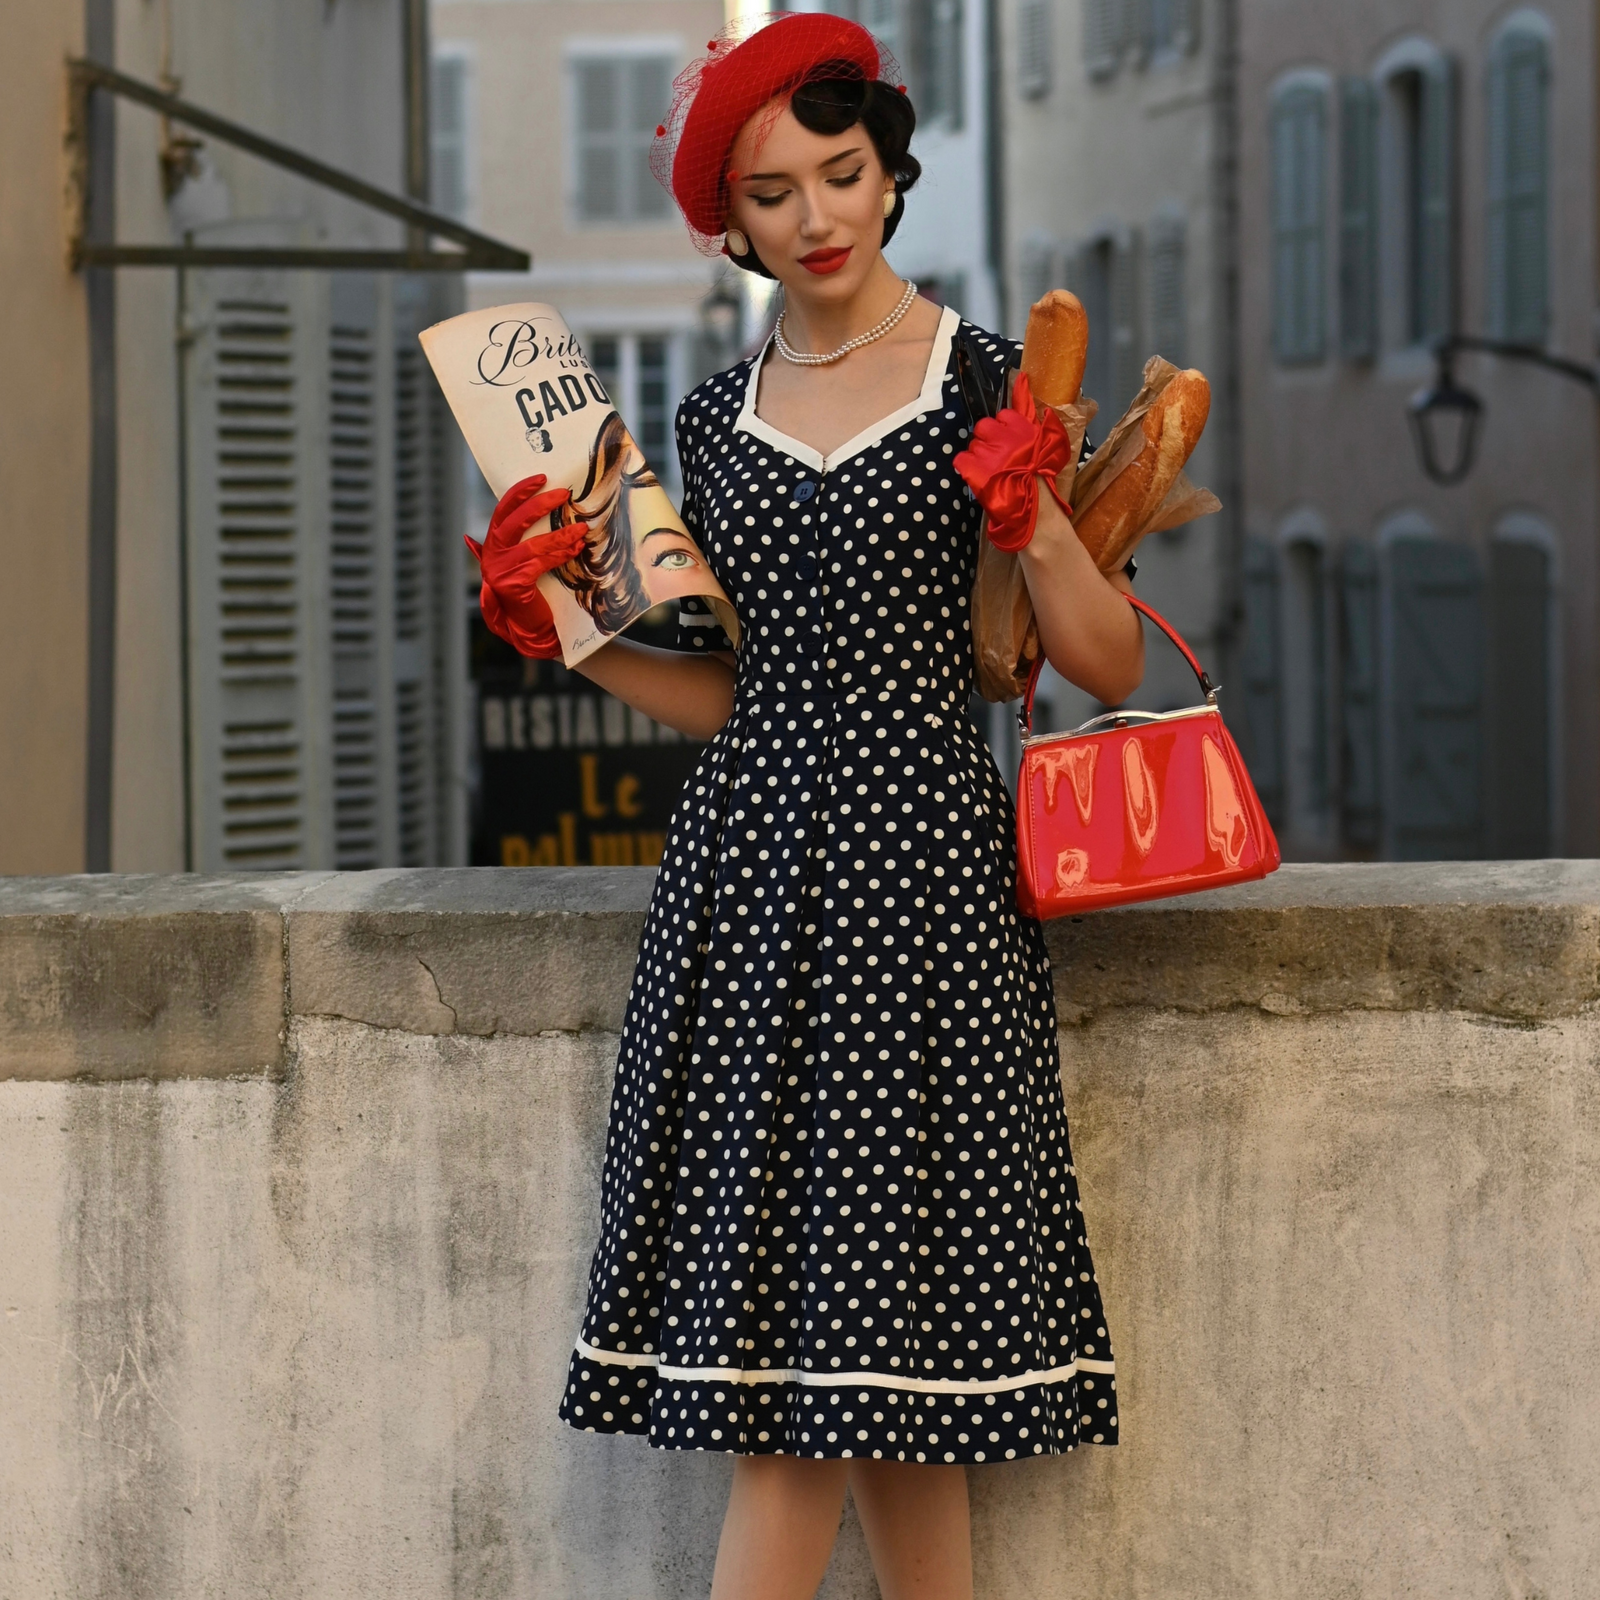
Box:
[1019, 593, 1219, 737]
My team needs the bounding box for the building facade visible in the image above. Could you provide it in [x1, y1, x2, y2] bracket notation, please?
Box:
[1237, 0, 1597, 858]
[996, 0, 1241, 741]
[0, 0, 471, 873]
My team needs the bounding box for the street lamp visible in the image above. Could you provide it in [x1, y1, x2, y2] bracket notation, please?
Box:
[1409, 334, 1600, 486]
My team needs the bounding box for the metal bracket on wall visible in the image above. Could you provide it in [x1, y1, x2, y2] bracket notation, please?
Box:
[65, 58, 530, 273]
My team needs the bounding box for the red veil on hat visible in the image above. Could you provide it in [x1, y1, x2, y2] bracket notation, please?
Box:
[650, 12, 901, 254]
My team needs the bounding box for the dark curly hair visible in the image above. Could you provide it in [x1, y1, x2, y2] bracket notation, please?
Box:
[730, 64, 922, 279]
[551, 411, 653, 635]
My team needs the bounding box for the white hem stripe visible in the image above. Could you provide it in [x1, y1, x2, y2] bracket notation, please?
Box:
[573, 1338, 1114, 1396]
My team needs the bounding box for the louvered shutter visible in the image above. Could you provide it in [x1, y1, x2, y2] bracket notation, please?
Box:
[1385, 538, 1483, 860]
[1068, 239, 1113, 441]
[1154, 0, 1198, 56]
[629, 58, 673, 219]
[1338, 540, 1380, 847]
[1487, 31, 1549, 345]
[1017, 236, 1057, 323]
[393, 276, 467, 867]
[430, 53, 471, 221]
[1018, 0, 1052, 99]
[327, 274, 398, 869]
[1083, 0, 1119, 79]
[1111, 229, 1143, 417]
[185, 269, 334, 870]
[575, 61, 621, 222]
[1271, 84, 1326, 364]
[1338, 77, 1378, 360]
[1148, 211, 1186, 367]
[1484, 539, 1550, 857]
[1239, 538, 1284, 824]
[1415, 56, 1457, 346]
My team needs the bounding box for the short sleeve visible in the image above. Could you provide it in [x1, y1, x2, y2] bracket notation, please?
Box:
[672, 410, 735, 653]
[677, 592, 735, 652]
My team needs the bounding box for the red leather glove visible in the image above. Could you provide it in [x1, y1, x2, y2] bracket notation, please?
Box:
[952, 372, 1074, 553]
[465, 475, 591, 659]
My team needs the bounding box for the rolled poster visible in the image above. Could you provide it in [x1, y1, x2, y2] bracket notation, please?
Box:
[420, 303, 739, 665]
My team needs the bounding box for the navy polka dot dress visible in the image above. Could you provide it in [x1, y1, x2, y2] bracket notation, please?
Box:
[559, 307, 1117, 1464]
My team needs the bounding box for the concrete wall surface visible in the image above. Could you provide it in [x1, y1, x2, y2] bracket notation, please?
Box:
[1, 864, 1597, 1599]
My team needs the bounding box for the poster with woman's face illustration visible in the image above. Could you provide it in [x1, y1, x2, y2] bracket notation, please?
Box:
[419, 303, 739, 665]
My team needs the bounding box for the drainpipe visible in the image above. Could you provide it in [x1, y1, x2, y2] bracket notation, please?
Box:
[84, 0, 117, 871]
[1210, 0, 1244, 673]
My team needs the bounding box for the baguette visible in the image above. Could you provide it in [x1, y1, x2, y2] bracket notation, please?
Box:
[1020, 290, 1089, 407]
[1075, 368, 1210, 570]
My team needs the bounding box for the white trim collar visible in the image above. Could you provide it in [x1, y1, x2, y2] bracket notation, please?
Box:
[734, 303, 960, 476]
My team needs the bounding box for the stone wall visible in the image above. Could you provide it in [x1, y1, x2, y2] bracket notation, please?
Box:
[1, 865, 1597, 1598]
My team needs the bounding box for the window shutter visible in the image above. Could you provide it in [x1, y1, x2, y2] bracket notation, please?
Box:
[575, 61, 620, 222]
[1083, 0, 1119, 80]
[430, 54, 470, 221]
[1068, 238, 1114, 440]
[1239, 537, 1284, 826]
[1338, 540, 1380, 847]
[1385, 537, 1483, 860]
[328, 274, 397, 870]
[185, 272, 331, 869]
[1271, 84, 1326, 364]
[1415, 55, 1458, 346]
[1147, 211, 1186, 368]
[1018, 0, 1052, 99]
[1160, 0, 1198, 56]
[1017, 236, 1058, 322]
[1111, 229, 1143, 418]
[1485, 538, 1550, 857]
[628, 58, 672, 219]
[1338, 76, 1378, 360]
[1488, 30, 1549, 345]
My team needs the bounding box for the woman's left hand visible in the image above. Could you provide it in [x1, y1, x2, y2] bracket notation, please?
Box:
[952, 374, 1074, 553]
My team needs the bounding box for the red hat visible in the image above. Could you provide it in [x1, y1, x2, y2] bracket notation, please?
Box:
[650, 13, 898, 252]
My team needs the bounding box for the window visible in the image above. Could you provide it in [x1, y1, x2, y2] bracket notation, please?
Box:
[1148, 209, 1186, 367]
[431, 48, 473, 221]
[1018, 0, 1053, 99]
[1338, 76, 1378, 359]
[1378, 49, 1456, 348]
[1270, 77, 1327, 365]
[1487, 19, 1550, 345]
[572, 55, 673, 224]
[584, 332, 680, 487]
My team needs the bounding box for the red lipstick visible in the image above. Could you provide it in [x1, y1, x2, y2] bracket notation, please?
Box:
[798, 246, 852, 275]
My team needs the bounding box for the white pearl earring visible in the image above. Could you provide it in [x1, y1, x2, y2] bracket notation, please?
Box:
[882, 191, 896, 218]
[725, 228, 750, 256]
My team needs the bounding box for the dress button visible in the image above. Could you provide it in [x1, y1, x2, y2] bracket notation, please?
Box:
[794, 481, 816, 503]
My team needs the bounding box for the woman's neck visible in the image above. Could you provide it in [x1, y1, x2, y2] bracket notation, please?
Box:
[777, 257, 909, 357]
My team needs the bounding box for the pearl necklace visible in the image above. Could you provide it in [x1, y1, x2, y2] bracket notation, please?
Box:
[773, 279, 918, 366]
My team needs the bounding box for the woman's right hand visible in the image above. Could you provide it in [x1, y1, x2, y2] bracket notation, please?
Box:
[466, 474, 591, 659]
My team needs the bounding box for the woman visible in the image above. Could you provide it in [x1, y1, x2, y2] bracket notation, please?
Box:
[472, 14, 1143, 1597]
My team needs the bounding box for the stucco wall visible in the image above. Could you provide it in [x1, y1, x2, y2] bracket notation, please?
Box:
[2, 864, 1597, 1598]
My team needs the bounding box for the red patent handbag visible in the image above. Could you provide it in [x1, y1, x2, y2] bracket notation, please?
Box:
[1015, 594, 1281, 919]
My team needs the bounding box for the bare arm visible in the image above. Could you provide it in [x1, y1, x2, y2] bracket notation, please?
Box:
[573, 637, 737, 742]
[1016, 490, 1144, 706]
